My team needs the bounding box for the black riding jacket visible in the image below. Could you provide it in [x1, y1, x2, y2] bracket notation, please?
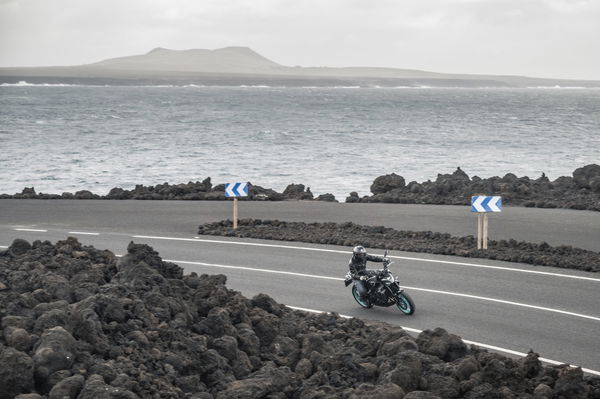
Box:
[348, 254, 385, 277]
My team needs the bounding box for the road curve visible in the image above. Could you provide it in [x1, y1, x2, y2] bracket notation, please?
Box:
[1, 199, 599, 251]
[0, 205, 598, 374]
[0, 230, 600, 373]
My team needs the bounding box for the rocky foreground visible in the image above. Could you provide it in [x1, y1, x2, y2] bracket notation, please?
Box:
[352, 164, 600, 211]
[1, 238, 599, 399]
[3, 164, 600, 211]
[198, 219, 600, 273]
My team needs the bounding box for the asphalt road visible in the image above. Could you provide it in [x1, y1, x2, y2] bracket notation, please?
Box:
[2, 199, 600, 250]
[1, 200, 599, 374]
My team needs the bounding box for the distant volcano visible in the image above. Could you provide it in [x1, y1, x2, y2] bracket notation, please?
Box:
[1, 46, 599, 87]
[91, 46, 285, 75]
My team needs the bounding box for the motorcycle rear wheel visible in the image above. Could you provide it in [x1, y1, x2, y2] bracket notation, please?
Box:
[352, 285, 372, 308]
[396, 292, 415, 315]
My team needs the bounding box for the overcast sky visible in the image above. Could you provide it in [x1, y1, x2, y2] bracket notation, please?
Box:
[1, 0, 599, 80]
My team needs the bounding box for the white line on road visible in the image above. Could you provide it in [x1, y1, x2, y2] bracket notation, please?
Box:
[68, 231, 100, 236]
[14, 228, 47, 232]
[402, 286, 600, 322]
[135, 234, 600, 282]
[166, 259, 342, 281]
[285, 305, 600, 377]
[166, 258, 600, 322]
[0, 245, 7, 249]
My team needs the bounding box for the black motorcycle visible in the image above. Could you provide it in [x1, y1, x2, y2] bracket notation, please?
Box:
[344, 251, 415, 315]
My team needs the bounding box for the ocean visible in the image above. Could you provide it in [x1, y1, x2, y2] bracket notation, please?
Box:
[1, 83, 599, 200]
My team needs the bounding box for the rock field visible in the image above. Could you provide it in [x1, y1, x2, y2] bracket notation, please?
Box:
[1, 238, 598, 398]
[3, 164, 599, 211]
[198, 219, 600, 273]
[348, 164, 600, 211]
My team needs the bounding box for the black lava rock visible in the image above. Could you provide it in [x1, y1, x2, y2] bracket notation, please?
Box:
[198, 219, 600, 273]
[355, 164, 600, 211]
[1, 238, 598, 397]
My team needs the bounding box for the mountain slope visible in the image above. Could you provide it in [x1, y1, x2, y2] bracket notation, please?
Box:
[90, 46, 285, 74]
[1, 46, 599, 87]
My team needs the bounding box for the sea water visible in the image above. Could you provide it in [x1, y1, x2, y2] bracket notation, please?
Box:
[1, 84, 599, 200]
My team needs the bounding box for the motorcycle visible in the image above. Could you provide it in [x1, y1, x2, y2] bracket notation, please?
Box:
[344, 250, 415, 315]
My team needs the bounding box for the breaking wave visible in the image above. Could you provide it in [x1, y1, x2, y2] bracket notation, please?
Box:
[0, 81, 78, 87]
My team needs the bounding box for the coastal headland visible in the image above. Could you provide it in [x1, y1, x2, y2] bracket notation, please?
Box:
[3, 47, 600, 88]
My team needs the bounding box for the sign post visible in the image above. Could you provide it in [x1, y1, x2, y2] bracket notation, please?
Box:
[471, 196, 502, 249]
[233, 198, 238, 229]
[225, 182, 249, 229]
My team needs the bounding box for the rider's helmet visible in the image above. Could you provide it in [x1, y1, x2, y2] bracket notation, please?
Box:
[352, 245, 367, 261]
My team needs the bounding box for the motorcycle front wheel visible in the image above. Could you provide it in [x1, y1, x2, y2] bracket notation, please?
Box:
[352, 285, 372, 308]
[396, 292, 415, 315]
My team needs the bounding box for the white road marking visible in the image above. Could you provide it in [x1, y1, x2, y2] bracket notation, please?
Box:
[68, 231, 100, 236]
[0, 245, 8, 248]
[14, 228, 47, 232]
[286, 305, 600, 376]
[136, 235, 600, 282]
[166, 259, 342, 281]
[403, 287, 600, 322]
[166, 258, 600, 322]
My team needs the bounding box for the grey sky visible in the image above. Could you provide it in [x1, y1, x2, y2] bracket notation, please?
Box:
[1, 0, 599, 80]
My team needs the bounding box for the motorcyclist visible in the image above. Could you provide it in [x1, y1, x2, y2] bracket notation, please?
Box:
[348, 246, 388, 300]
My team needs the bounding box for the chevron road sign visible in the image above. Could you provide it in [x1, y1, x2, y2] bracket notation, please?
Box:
[225, 182, 249, 198]
[471, 195, 502, 250]
[471, 196, 502, 213]
[225, 182, 249, 229]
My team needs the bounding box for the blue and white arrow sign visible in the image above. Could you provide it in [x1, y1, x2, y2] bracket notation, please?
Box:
[471, 196, 502, 212]
[225, 182, 249, 198]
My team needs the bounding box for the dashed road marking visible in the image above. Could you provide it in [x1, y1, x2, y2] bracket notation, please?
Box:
[68, 231, 100, 236]
[14, 228, 47, 232]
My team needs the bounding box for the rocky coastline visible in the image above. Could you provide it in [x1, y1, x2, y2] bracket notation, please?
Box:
[0, 179, 332, 202]
[2, 164, 599, 211]
[348, 164, 600, 211]
[198, 219, 600, 273]
[1, 238, 598, 398]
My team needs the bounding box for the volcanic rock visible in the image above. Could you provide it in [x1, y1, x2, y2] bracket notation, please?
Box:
[346, 191, 360, 203]
[9, 238, 32, 256]
[417, 327, 468, 362]
[316, 193, 337, 202]
[1, 238, 599, 398]
[5, 164, 599, 209]
[198, 219, 600, 273]
[48, 374, 84, 399]
[357, 164, 600, 211]
[573, 164, 600, 189]
[282, 183, 313, 200]
[370, 173, 406, 194]
[0, 347, 34, 399]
